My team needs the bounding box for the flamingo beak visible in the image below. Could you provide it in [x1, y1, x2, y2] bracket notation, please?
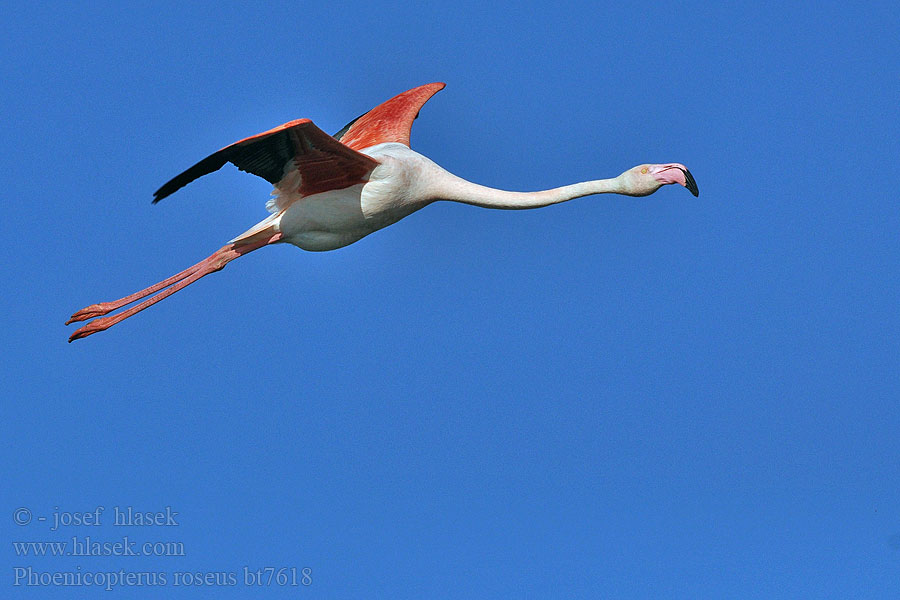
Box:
[651, 164, 699, 197]
[681, 167, 699, 197]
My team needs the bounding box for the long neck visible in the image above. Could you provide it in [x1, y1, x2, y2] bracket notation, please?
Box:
[431, 170, 625, 210]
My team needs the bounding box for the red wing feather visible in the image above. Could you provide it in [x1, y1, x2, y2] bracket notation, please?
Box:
[337, 82, 445, 151]
[153, 119, 379, 203]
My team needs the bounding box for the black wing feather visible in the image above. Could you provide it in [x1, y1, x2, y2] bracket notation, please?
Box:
[152, 153, 229, 203]
[152, 119, 379, 204]
[153, 131, 303, 203]
[227, 130, 296, 184]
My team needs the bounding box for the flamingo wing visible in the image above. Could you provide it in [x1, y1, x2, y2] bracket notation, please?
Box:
[335, 82, 445, 151]
[152, 119, 379, 203]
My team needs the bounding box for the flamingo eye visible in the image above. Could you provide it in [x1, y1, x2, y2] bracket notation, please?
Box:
[640, 167, 648, 174]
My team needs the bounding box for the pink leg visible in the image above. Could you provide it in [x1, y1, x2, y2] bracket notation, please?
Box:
[67, 232, 282, 342]
[66, 263, 203, 324]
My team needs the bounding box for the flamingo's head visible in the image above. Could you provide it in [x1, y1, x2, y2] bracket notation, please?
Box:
[621, 163, 699, 197]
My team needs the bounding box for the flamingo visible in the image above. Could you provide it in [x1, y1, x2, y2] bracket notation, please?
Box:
[67, 82, 698, 342]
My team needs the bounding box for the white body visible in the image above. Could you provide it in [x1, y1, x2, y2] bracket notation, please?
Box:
[270, 143, 438, 251]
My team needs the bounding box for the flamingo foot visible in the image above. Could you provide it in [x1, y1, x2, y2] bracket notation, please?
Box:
[68, 316, 119, 342]
[66, 303, 122, 325]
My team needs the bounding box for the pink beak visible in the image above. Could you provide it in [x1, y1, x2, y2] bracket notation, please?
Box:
[651, 164, 699, 197]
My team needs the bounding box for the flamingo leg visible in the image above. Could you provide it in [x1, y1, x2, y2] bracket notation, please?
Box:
[67, 232, 282, 342]
[66, 263, 204, 324]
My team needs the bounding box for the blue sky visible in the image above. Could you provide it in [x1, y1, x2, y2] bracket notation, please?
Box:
[2, 1, 898, 597]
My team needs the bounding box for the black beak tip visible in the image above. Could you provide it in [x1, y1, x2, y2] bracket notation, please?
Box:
[680, 167, 699, 197]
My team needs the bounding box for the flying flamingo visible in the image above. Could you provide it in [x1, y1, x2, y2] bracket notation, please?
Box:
[67, 82, 698, 341]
